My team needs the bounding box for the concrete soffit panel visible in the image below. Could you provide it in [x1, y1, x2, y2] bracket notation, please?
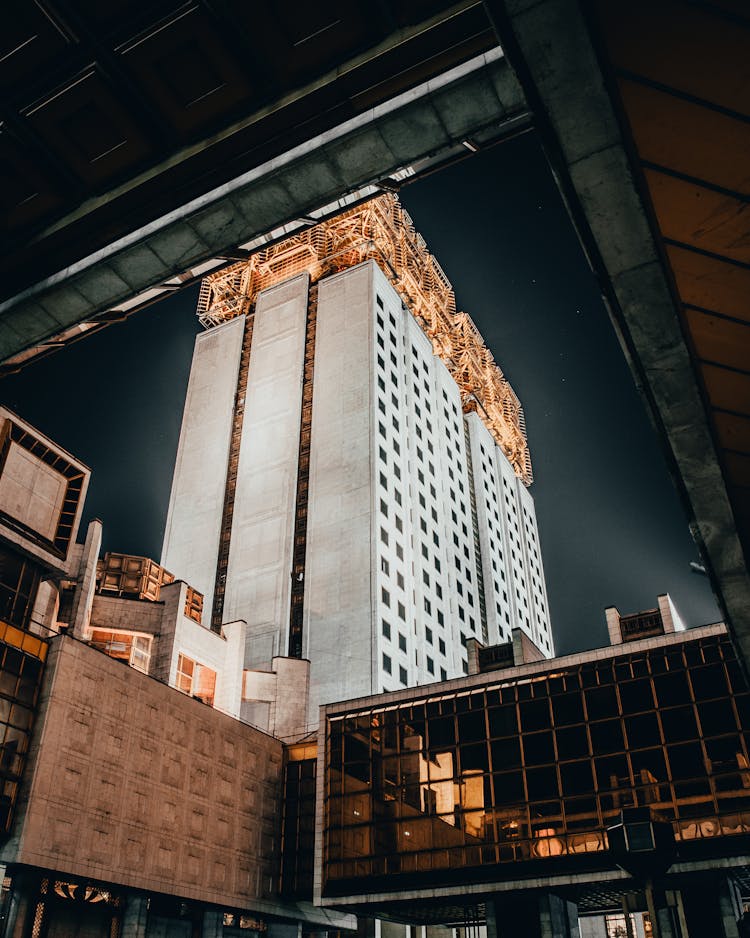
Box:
[484, 0, 750, 662]
[0, 48, 530, 364]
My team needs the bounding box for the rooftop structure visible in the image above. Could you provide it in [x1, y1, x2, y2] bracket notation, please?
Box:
[197, 194, 532, 485]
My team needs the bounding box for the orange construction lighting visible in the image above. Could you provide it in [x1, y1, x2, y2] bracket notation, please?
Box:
[196, 195, 533, 485]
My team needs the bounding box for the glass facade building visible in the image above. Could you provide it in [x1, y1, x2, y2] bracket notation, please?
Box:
[0, 619, 47, 833]
[321, 625, 750, 896]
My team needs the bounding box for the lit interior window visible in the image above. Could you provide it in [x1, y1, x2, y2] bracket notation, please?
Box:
[89, 629, 152, 674]
[175, 653, 216, 706]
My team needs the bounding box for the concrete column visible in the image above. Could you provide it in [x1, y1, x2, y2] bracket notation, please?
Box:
[657, 595, 686, 634]
[271, 657, 310, 739]
[202, 909, 223, 938]
[466, 638, 481, 675]
[488, 893, 579, 938]
[216, 619, 247, 718]
[266, 924, 301, 938]
[121, 893, 149, 938]
[71, 519, 102, 639]
[381, 924, 407, 938]
[1, 875, 32, 938]
[357, 916, 376, 938]
[717, 878, 742, 938]
[30, 579, 59, 635]
[654, 908, 678, 938]
[152, 580, 188, 684]
[605, 607, 621, 646]
[680, 877, 741, 937]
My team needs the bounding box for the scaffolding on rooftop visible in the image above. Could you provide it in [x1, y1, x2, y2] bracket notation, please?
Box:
[196, 195, 533, 485]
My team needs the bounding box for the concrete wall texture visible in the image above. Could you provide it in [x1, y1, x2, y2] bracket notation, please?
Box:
[0, 407, 90, 574]
[304, 262, 376, 719]
[161, 316, 245, 618]
[2, 636, 283, 909]
[224, 273, 308, 669]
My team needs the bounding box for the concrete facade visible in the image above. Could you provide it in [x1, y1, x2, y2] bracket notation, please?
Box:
[304, 263, 377, 715]
[161, 316, 245, 616]
[1, 636, 284, 910]
[161, 258, 553, 728]
[304, 261, 552, 718]
[224, 273, 308, 670]
[0, 408, 90, 575]
[466, 411, 554, 655]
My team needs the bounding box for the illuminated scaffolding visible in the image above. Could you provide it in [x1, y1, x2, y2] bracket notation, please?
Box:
[197, 195, 533, 484]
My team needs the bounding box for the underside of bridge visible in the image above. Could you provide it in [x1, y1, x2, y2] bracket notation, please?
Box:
[1, 1, 747, 669]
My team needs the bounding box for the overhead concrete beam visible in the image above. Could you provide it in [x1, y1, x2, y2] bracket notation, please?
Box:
[485, 0, 750, 661]
[0, 50, 528, 364]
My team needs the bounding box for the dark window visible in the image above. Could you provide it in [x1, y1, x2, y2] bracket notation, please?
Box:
[552, 693, 584, 726]
[589, 720, 624, 755]
[585, 685, 619, 720]
[523, 732, 555, 766]
[560, 761, 593, 797]
[556, 725, 590, 760]
[527, 766, 559, 800]
[624, 713, 661, 749]
[661, 706, 699, 743]
[520, 699, 551, 733]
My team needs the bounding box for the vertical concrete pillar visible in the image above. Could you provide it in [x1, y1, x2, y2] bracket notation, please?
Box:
[485, 904, 498, 938]
[605, 607, 622, 646]
[202, 909, 223, 938]
[30, 579, 59, 636]
[1, 876, 32, 938]
[71, 519, 103, 639]
[466, 638, 480, 675]
[717, 878, 742, 938]
[215, 619, 247, 718]
[680, 877, 741, 937]
[656, 595, 686, 635]
[121, 894, 149, 938]
[654, 907, 678, 938]
[381, 924, 407, 938]
[488, 893, 579, 938]
[151, 580, 188, 684]
[266, 924, 301, 938]
[358, 917, 376, 938]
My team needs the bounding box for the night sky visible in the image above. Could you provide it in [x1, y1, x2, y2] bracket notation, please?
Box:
[0, 134, 720, 653]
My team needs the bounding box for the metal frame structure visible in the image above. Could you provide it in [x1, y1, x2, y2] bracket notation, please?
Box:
[197, 195, 533, 486]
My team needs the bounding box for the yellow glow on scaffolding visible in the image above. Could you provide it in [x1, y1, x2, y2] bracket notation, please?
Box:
[196, 195, 532, 485]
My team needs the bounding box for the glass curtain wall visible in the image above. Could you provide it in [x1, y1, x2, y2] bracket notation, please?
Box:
[323, 632, 750, 892]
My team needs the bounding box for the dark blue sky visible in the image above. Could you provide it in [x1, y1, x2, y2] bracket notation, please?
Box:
[0, 134, 720, 653]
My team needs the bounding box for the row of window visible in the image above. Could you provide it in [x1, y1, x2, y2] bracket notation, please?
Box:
[373, 291, 551, 683]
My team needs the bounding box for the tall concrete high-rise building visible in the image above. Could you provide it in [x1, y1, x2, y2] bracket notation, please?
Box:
[161, 196, 553, 727]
